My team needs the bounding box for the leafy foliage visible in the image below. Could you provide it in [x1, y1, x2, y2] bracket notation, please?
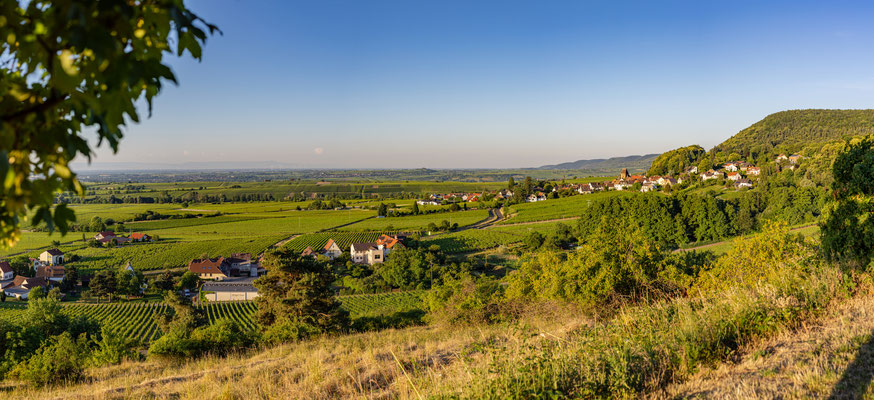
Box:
[0, 0, 218, 247]
[712, 109, 874, 162]
[822, 137, 874, 266]
[647, 145, 706, 176]
[254, 249, 348, 342]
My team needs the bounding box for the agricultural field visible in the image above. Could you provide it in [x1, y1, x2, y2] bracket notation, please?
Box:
[62, 235, 287, 273]
[422, 230, 523, 254]
[499, 191, 628, 224]
[339, 209, 489, 232]
[339, 291, 424, 318]
[284, 232, 385, 252]
[0, 291, 422, 344]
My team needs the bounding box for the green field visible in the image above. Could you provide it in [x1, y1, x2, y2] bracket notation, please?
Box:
[422, 229, 523, 253]
[499, 191, 628, 224]
[0, 291, 423, 343]
[340, 209, 489, 232]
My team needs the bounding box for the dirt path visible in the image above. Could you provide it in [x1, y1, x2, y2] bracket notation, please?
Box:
[663, 293, 874, 399]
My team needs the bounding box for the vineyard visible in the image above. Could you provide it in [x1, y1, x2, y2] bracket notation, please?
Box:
[340, 291, 424, 317]
[0, 291, 423, 343]
[284, 231, 385, 252]
[422, 230, 523, 253]
[499, 190, 628, 224]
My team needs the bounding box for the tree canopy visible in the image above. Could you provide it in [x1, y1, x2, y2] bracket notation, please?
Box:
[0, 0, 217, 247]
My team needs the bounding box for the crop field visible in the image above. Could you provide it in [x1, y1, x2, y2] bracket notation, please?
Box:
[499, 191, 628, 224]
[284, 232, 385, 252]
[0, 291, 422, 344]
[339, 291, 424, 318]
[339, 209, 489, 232]
[62, 235, 287, 273]
[145, 210, 373, 240]
[422, 230, 523, 253]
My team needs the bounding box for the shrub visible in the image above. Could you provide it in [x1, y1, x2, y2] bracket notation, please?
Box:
[11, 332, 88, 386]
[425, 275, 505, 324]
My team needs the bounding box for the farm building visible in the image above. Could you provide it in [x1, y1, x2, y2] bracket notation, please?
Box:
[323, 239, 343, 259]
[200, 278, 260, 302]
[39, 249, 64, 266]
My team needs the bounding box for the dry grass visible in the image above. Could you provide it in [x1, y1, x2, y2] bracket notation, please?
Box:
[663, 293, 874, 399]
[4, 305, 585, 400]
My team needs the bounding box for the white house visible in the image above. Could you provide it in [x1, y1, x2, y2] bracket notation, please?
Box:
[747, 167, 761, 176]
[0, 261, 13, 281]
[39, 249, 64, 266]
[735, 179, 753, 189]
[322, 239, 343, 259]
[726, 172, 742, 181]
[700, 170, 723, 181]
[350, 242, 385, 265]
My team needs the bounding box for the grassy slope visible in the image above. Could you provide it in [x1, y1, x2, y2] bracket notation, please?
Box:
[665, 294, 874, 399]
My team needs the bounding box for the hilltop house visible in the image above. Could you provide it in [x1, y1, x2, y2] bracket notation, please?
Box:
[350, 242, 385, 265]
[39, 249, 64, 266]
[746, 166, 761, 176]
[322, 239, 343, 259]
[684, 166, 699, 174]
[735, 179, 753, 189]
[640, 183, 657, 192]
[726, 171, 742, 181]
[776, 154, 788, 162]
[788, 154, 802, 164]
[188, 257, 229, 280]
[0, 261, 13, 282]
[657, 177, 677, 186]
[700, 170, 723, 181]
[723, 162, 739, 172]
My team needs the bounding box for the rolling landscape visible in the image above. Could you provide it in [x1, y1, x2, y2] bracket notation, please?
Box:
[3, 1, 874, 399]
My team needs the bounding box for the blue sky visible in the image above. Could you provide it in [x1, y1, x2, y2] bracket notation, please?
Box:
[86, 0, 874, 169]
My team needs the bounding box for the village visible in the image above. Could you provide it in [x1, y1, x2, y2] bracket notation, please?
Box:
[416, 154, 802, 206]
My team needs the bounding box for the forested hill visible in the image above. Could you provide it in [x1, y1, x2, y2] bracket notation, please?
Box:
[537, 154, 658, 171]
[712, 109, 874, 159]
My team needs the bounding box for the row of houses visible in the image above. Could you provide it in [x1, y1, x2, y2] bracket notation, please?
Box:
[300, 234, 406, 265]
[0, 249, 70, 300]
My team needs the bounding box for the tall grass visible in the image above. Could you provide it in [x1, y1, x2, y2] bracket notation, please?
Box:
[457, 265, 845, 399]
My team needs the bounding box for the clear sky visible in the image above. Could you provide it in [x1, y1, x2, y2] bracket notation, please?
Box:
[84, 0, 874, 169]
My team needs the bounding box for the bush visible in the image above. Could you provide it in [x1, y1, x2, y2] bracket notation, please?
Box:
[149, 319, 253, 358]
[425, 275, 505, 324]
[262, 320, 321, 344]
[11, 332, 88, 386]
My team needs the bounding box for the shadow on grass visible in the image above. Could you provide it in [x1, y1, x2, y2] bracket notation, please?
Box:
[828, 333, 874, 399]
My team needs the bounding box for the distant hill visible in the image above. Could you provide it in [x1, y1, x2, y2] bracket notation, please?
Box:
[537, 154, 659, 173]
[712, 109, 874, 159]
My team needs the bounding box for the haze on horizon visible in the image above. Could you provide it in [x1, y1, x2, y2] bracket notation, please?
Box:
[79, 0, 874, 170]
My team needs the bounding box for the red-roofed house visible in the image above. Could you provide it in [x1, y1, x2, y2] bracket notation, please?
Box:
[188, 257, 229, 280]
[35, 265, 65, 282]
[129, 232, 153, 242]
[726, 171, 742, 181]
[322, 239, 343, 259]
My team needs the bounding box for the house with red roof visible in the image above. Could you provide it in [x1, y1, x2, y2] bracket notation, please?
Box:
[322, 239, 343, 259]
[188, 257, 229, 280]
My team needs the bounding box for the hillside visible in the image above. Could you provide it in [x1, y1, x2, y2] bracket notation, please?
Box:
[712, 109, 874, 159]
[647, 145, 706, 176]
[537, 153, 658, 172]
